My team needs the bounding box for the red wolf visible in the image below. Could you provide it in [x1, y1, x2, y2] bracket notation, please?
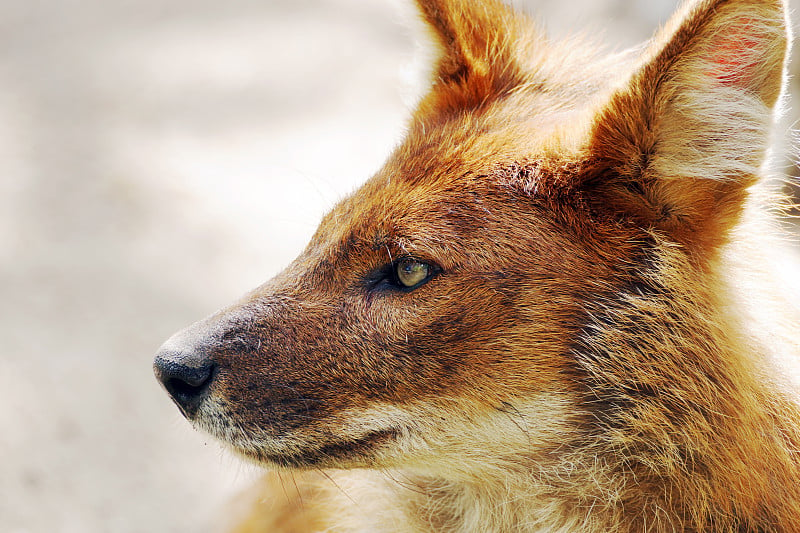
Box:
[154, 0, 800, 530]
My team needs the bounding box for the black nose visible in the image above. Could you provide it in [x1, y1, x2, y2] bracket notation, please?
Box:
[153, 345, 215, 419]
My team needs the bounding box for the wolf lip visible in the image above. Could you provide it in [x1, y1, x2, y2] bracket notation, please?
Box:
[235, 428, 400, 468]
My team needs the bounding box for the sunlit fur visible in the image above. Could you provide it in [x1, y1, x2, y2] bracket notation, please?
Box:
[156, 0, 800, 531]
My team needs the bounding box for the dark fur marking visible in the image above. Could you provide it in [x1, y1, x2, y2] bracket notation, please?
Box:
[262, 429, 399, 468]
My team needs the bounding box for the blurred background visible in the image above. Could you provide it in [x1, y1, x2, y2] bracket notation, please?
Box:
[1, 0, 797, 531]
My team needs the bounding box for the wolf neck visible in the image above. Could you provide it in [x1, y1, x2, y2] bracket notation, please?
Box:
[393, 468, 619, 533]
[566, 239, 800, 532]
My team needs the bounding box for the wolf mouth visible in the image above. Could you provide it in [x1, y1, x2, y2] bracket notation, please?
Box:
[235, 428, 400, 468]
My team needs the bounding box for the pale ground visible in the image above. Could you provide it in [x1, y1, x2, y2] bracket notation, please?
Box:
[1, 0, 797, 531]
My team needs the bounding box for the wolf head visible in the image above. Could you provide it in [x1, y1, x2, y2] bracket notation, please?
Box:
[154, 0, 790, 476]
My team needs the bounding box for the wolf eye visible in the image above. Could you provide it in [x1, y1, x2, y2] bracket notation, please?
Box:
[395, 258, 431, 288]
[364, 257, 438, 293]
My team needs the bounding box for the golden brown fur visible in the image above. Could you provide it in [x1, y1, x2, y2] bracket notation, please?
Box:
[154, 0, 800, 531]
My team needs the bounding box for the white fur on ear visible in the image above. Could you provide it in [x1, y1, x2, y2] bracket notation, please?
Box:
[586, 0, 791, 247]
[650, 0, 790, 181]
[650, 0, 790, 107]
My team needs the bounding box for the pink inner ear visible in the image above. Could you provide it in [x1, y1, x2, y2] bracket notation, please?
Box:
[709, 17, 765, 88]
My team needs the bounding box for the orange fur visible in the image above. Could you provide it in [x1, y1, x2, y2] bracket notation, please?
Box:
[154, 0, 800, 530]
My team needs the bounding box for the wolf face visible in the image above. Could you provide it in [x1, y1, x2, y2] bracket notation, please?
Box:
[153, 131, 606, 469]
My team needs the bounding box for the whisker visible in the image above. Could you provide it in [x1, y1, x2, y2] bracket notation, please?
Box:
[317, 468, 358, 506]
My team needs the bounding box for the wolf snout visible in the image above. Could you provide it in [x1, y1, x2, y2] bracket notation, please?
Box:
[154, 336, 216, 419]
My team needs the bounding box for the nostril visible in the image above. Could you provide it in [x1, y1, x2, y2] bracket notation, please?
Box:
[153, 351, 216, 418]
[164, 371, 213, 402]
[166, 362, 213, 388]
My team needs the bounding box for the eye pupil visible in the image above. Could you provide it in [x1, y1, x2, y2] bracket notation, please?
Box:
[396, 259, 430, 288]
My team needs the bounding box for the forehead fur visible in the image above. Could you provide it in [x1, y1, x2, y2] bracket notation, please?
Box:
[309, 47, 627, 263]
[401, 45, 632, 180]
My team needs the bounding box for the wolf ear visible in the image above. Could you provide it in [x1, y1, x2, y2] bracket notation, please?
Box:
[414, 0, 535, 115]
[585, 0, 789, 249]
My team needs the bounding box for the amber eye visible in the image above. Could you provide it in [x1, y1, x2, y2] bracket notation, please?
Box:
[396, 258, 431, 288]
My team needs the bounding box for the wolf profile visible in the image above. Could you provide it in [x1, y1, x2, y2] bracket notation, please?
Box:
[155, 0, 800, 530]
